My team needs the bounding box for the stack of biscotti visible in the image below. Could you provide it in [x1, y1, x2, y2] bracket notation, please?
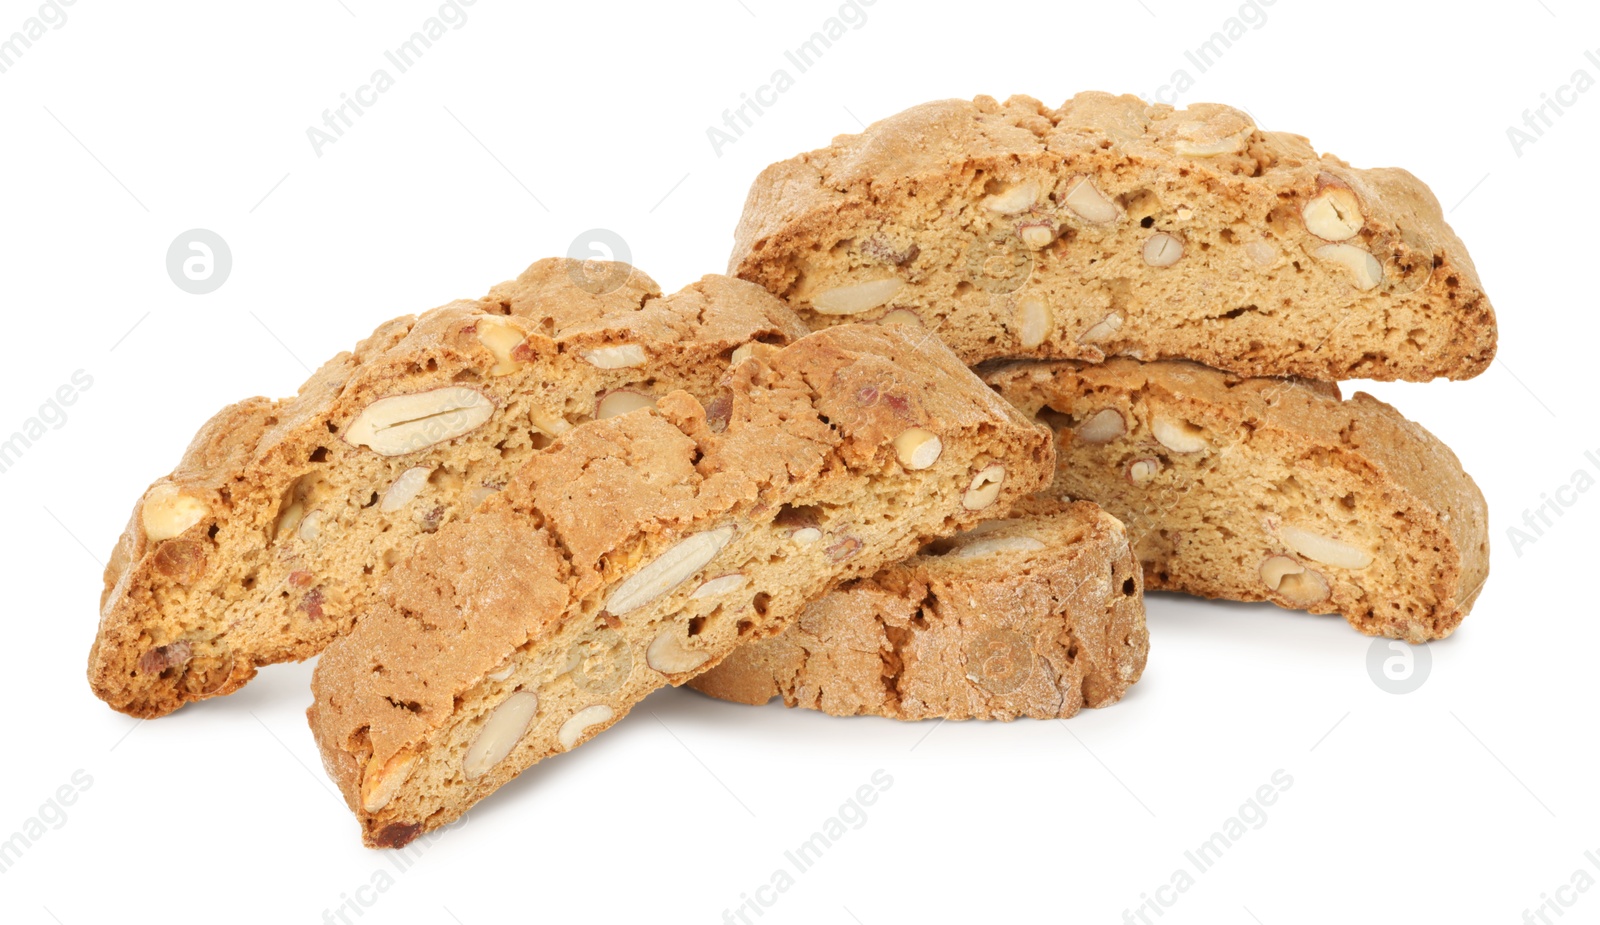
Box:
[85, 92, 1499, 849]
[89, 255, 1067, 844]
[696, 88, 1493, 707]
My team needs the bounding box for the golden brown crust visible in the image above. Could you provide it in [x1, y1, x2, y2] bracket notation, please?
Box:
[689, 497, 1148, 720]
[731, 92, 1495, 381]
[985, 358, 1489, 641]
[89, 260, 812, 718]
[307, 324, 1056, 847]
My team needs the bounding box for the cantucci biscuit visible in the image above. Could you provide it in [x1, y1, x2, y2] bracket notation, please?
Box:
[985, 358, 1489, 642]
[89, 259, 809, 717]
[730, 92, 1495, 381]
[307, 324, 1055, 847]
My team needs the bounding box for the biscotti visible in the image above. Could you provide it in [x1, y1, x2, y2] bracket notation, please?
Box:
[89, 258, 810, 718]
[730, 92, 1495, 381]
[689, 496, 1147, 721]
[308, 324, 1055, 847]
[985, 358, 1489, 642]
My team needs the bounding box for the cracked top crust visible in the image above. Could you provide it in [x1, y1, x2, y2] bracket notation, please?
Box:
[730, 92, 1495, 381]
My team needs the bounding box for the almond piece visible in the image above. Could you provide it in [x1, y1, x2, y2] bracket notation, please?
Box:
[153, 539, 206, 583]
[476, 316, 527, 376]
[1152, 417, 1207, 454]
[1276, 566, 1330, 605]
[1142, 233, 1184, 267]
[1126, 457, 1160, 484]
[1016, 298, 1052, 348]
[1017, 221, 1055, 249]
[463, 691, 538, 780]
[825, 536, 863, 562]
[380, 466, 432, 513]
[879, 308, 923, 327]
[138, 640, 192, 675]
[1313, 244, 1383, 290]
[1280, 524, 1373, 569]
[529, 407, 572, 438]
[1079, 312, 1123, 345]
[1259, 555, 1305, 591]
[486, 657, 516, 682]
[962, 464, 1006, 511]
[1077, 409, 1126, 444]
[298, 510, 325, 542]
[604, 525, 737, 615]
[951, 535, 1046, 558]
[1303, 185, 1364, 241]
[346, 387, 494, 457]
[142, 482, 209, 542]
[1174, 132, 1249, 157]
[982, 179, 1040, 214]
[1064, 177, 1119, 223]
[596, 389, 656, 420]
[811, 279, 904, 316]
[581, 344, 648, 369]
[273, 500, 303, 542]
[558, 704, 614, 750]
[690, 573, 746, 599]
[647, 630, 710, 675]
[730, 342, 782, 367]
[361, 749, 416, 813]
[892, 428, 943, 470]
[466, 483, 501, 510]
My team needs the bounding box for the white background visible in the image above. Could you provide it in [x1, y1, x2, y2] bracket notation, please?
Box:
[1, 0, 1593, 922]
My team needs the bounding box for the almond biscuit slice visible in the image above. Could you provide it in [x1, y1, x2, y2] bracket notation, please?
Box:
[90, 258, 809, 717]
[307, 324, 1055, 847]
[985, 358, 1489, 642]
[731, 92, 1495, 381]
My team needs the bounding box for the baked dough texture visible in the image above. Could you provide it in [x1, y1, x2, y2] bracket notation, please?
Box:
[307, 324, 1055, 847]
[689, 496, 1148, 720]
[985, 358, 1489, 642]
[729, 92, 1495, 381]
[89, 258, 810, 718]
